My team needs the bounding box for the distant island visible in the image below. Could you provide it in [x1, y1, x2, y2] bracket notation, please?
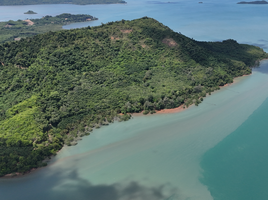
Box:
[237, 0, 268, 4]
[0, 17, 267, 177]
[24, 10, 37, 14]
[0, 13, 98, 43]
[0, 0, 126, 6]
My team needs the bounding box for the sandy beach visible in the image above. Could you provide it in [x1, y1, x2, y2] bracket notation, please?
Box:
[155, 104, 186, 114]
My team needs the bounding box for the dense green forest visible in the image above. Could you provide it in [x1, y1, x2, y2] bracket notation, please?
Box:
[0, 0, 126, 6]
[0, 17, 267, 177]
[0, 13, 97, 43]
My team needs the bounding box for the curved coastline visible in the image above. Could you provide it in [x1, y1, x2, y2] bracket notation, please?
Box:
[1, 63, 261, 179]
[1, 61, 268, 200]
[133, 71, 255, 116]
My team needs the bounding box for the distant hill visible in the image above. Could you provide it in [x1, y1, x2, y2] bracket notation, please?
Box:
[24, 10, 37, 14]
[0, 17, 267, 177]
[0, 13, 97, 43]
[0, 0, 126, 6]
[237, 0, 268, 4]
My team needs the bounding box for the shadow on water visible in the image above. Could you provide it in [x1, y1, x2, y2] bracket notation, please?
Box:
[0, 168, 181, 200]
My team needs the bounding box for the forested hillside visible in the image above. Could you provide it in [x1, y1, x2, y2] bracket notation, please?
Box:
[0, 0, 126, 6]
[0, 17, 267, 176]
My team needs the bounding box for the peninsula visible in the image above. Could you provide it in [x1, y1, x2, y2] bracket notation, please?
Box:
[237, 0, 268, 4]
[0, 13, 97, 43]
[0, 0, 126, 6]
[0, 17, 267, 177]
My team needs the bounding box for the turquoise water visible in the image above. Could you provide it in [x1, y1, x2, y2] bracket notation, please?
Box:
[200, 64, 268, 200]
[1, 1, 268, 199]
[201, 98, 268, 200]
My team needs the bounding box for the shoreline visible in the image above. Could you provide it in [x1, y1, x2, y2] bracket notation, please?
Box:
[1, 146, 64, 179]
[156, 104, 187, 114]
[2, 168, 40, 179]
[133, 73, 251, 116]
[132, 104, 188, 116]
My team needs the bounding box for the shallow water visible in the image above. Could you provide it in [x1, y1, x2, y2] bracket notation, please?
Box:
[1, 1, 268, 200]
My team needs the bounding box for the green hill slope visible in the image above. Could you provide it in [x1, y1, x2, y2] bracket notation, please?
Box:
[0, 17, 267, 176]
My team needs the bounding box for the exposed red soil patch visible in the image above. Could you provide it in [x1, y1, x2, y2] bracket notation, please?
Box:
[111, 36, 120, 40]
[120, 29, 132, 33]
[162, 38, 177, 47]
[155, 104, 186, 114]
[23, 19, 34, 26]
[16, 65, 27, 69]
[4, 24, 12, 28]
[131, 104, 188, 117]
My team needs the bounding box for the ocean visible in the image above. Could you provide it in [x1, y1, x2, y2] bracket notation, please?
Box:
[0, 1, 268, 199]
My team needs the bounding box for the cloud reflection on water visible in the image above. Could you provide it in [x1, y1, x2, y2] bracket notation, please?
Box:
[0, 167, 180, 200]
